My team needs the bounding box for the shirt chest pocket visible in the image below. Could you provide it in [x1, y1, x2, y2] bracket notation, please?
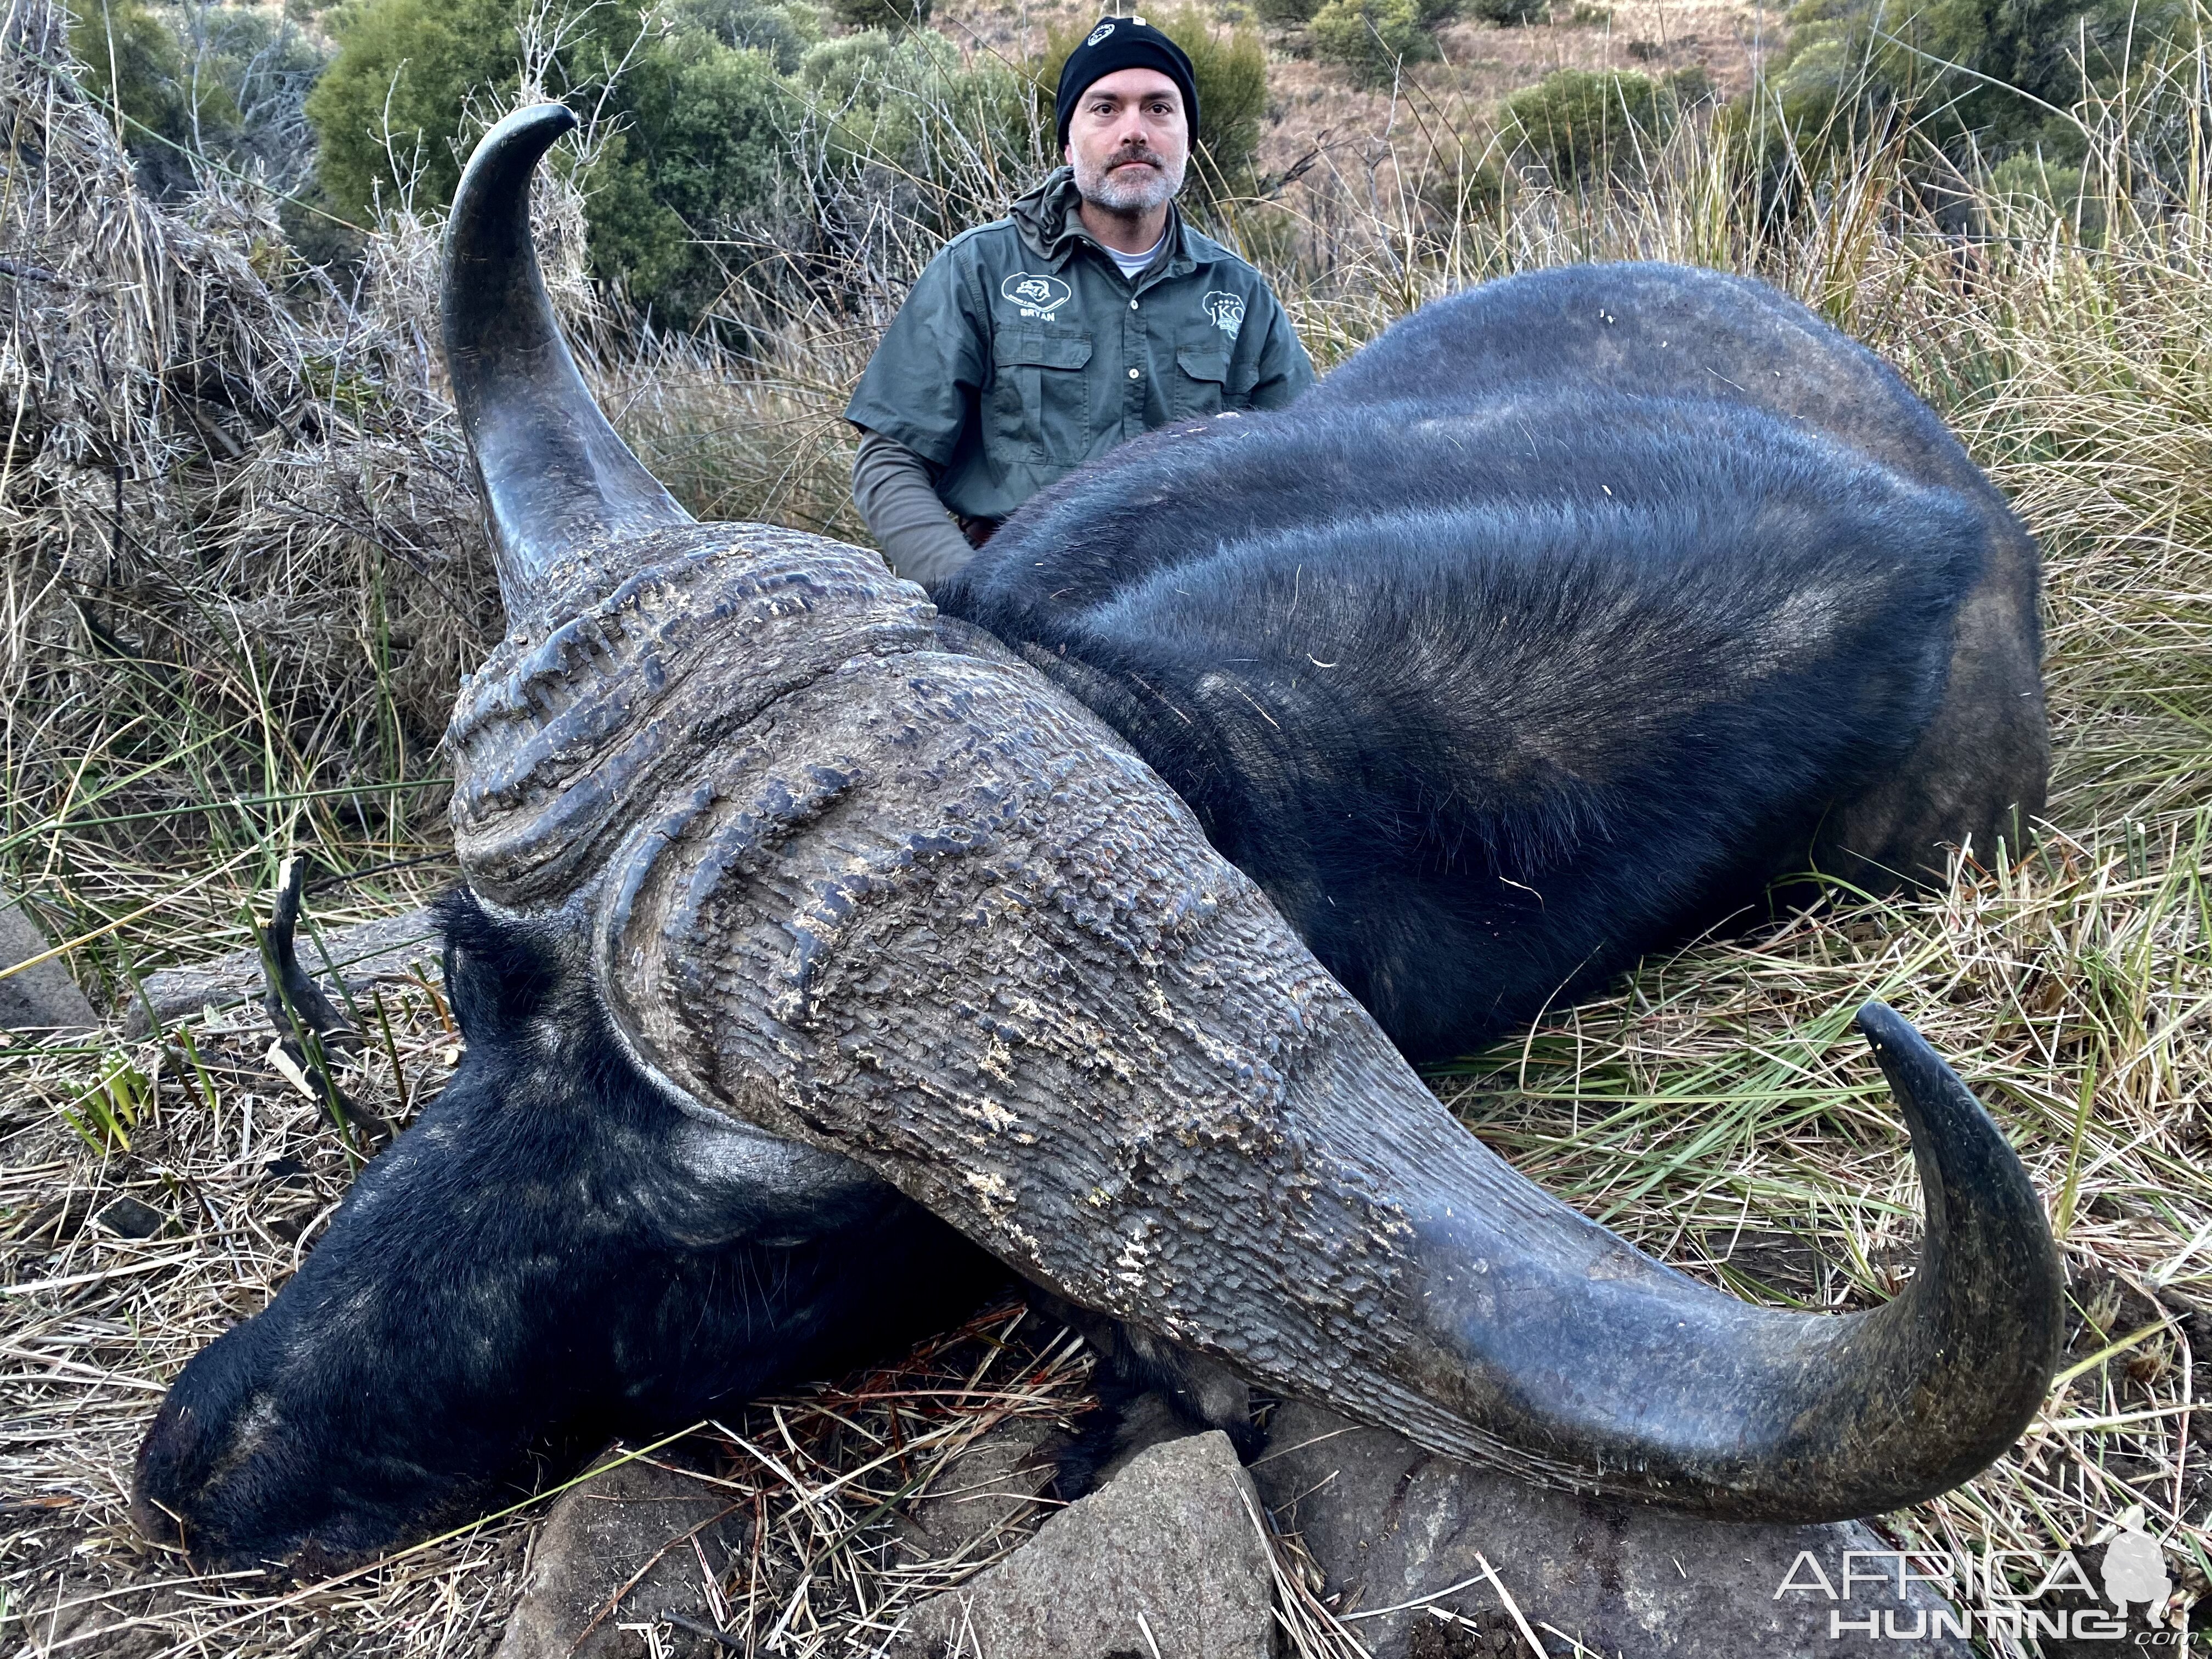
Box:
[1173, 341, 1259, 419]
[990, 331, 1093, 465]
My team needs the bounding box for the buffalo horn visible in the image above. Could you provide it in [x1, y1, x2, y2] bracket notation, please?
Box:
[438, 116, 2064, 1521]
[442, 103, 693, 627]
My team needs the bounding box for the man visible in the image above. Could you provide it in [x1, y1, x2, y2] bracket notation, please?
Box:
[844, 15, 1314, 585]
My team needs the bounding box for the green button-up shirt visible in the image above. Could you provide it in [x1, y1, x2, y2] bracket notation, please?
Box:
[844, 168, 1314, 523]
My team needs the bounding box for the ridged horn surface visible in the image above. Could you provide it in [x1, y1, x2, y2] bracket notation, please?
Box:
[441, 122, 2064, 1520]
[577, 624, 2063, 1519]
[441, 102, 692, 628]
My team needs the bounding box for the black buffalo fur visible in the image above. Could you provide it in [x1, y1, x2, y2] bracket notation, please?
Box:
[938, 267, 2007, 1060]
[133, 891, 1000, 1571]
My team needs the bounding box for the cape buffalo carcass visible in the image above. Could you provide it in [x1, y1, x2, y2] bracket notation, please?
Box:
[131, 104, 2062, 1573]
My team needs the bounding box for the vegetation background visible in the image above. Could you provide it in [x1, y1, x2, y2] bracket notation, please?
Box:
[3, 0, 2210, 1650]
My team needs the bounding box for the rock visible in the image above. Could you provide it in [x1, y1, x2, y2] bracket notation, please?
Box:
[889, 1430, 1272, 1658]
[1, 892, 97, 1032]
[1082, 1388, 1202, 1487]
[495, 1451, 747, 1659]
[894, 1416, 1060, 1564]
[92, 1196, 170, 1239]
[1252, 1401, 1976, 1658]
[123, 904, 442, 1037]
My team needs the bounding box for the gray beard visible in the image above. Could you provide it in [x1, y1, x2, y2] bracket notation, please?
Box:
[1074, 149, 1187, 216]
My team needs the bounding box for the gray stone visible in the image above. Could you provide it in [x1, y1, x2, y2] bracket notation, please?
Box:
[123, 903, 442, 1037]
[1252, 1401, 1976, 1658]
[0, 893, 97, 1032]
[890, 1430, 1273, 1658]
[93, 1195, 170, 1239]
[1085, 1389, 1204, 1488]
[894, 1416, 1060, 1564]
[495, 1451, 747, 1659]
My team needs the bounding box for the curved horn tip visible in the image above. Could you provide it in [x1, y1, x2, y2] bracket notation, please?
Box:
[442, 99, 692, 622]
[446, 104, 580, 262]
[470, 103, 577, 183]
[506, 100, 580, 142]
[1852, 996, 2058, 1240]
[1855, 999, 1949, 1101]
[1853, 999, 2013, 1157]
[1854, 991, 2066, 1386]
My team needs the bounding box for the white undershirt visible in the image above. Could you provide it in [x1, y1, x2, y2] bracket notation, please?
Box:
[1106, 235, 1164, 280]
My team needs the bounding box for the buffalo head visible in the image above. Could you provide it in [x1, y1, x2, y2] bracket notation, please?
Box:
[134, 104, 2064, 1571]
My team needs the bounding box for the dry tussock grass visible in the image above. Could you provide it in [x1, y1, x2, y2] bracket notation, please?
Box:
[2, 3, 2210, 1655]
[0, 0, 497, 1008]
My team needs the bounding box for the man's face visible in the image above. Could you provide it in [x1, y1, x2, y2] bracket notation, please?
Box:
[1064, 66, 1189, 216]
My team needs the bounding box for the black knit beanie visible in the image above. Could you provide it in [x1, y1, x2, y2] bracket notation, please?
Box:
[1054, 15, 1199, 153]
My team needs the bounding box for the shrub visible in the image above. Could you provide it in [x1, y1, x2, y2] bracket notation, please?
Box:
[584, 35, 793, 325]
[800, 28, 1035, 189]
[68, 0, 330, 199]
[1985, 151, 2103, 239]
[1987, 152, 2085, 208]
[189, 5, 330, 191]
[1308, 0, 1435, 89]
[822, 0, 929, 30]
[1171, 8, 1267, 195]
[68, 0, 205, 194]
[1251, 0, 1321, 26]
[1032, 8, 1269, 199]
[304, 0, 522, 218]
[308, 0, 817, 324]
[1504, 66, 1707, 183]
[1769, 0, 2198, 172]
[664, 0, 820, 71]
[1469, 0, 1545, 20]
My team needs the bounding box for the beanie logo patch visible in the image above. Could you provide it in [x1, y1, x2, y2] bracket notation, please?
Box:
[1002, 272, 1075, 320]
[1204, 291, 1247, 339]
[1085, 20, 1115, 43]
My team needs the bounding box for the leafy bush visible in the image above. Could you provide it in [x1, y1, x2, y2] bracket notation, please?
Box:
[69, 0, 332, 199]
[1718, 0, 2197, 216]
[1171, 9, 1267, 195]
[821, 0, 929, 31]
[664, 0, 820, 70]
[584, 34, 794, 325]
[802, 25, 961, 159]
[1987, 152, 2085, 210]
[70, 0, 215, 194]
[1032, 9, 1268, 199]
[307, 0, 821, 325]
[799, 29, 1035, 201]
[1308, 0, 1435, 89]
[1984, 151, 2103, 239]
[304, 0, 523, 217]
[1771, 0, 2198, 168]
[1468, 0, 1545, 19]
[1251, 0, 1321, 26]
[188, 5, 330, 190]
[1504, 66, 1708, 183]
